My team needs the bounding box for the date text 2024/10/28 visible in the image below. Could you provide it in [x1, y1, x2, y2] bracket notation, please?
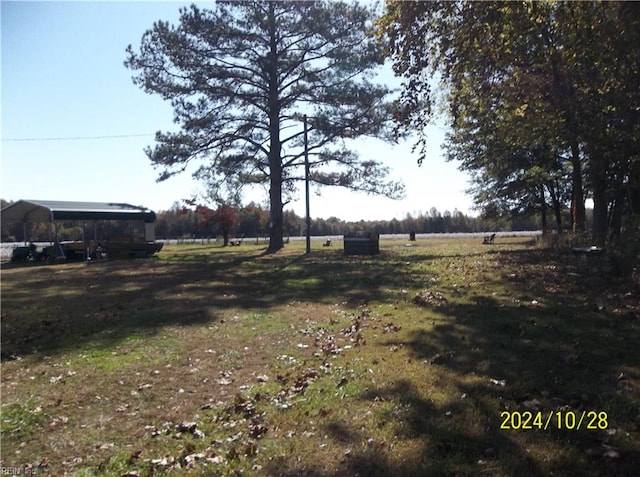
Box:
[500, 410, 608, 431]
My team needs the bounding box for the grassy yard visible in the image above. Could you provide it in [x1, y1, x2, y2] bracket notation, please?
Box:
[1, 236, 638, 476]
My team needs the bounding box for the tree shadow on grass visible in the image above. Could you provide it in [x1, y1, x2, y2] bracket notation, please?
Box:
[266, 377, 544, 477]
[0, 248, 437, 358]
[369, 252, 640, 476]
[383, 301, 640, 476]
[3, 244, 638, 475]
[263, 247, 640, 477]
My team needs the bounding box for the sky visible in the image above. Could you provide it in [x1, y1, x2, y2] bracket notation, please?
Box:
[1, 1, 475, 222]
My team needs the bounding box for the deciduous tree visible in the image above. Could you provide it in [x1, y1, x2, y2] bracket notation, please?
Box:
[380, 1, 639, 243]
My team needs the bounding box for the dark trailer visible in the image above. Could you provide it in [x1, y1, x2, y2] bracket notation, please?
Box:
[1, 199, 163, 260]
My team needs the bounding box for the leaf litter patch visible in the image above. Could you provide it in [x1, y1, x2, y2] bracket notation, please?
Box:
[413, 290, 449, 307]
[132, 304, 384, 474]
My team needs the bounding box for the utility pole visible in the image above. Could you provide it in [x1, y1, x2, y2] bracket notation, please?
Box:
[304, 114, 311, 254]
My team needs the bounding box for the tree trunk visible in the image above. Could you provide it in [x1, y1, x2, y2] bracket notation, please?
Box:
[629, 159, 640, 215]
[610, 192, 624, 244]
[540, 185, 548, 235]
[267, 171, 284, 253]
[570, 143, 586, 233]
[548, 182, 563, 234]
[223, 229, 230, 246]
[629, 159, 640, 216]
[266, 2, 284, 254]
[592, 173, 608, 245]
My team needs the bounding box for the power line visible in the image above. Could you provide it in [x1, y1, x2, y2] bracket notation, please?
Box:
[2, 133, 155, 142]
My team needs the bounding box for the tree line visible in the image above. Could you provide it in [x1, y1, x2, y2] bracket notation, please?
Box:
[380, 1, 639, 248]
[154, 201, 539, 240]
[1, 198, 539, 243]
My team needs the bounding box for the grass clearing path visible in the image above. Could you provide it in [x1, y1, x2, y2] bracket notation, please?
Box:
[1, 237, 638, 476]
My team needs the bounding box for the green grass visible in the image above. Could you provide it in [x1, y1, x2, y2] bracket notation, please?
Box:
[1, 397, 50, 441]
[1, 237, 639, 476]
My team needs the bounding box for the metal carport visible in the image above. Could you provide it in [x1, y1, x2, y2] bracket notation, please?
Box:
[1, 200, 156, 223]
[1, 200, 160, 259]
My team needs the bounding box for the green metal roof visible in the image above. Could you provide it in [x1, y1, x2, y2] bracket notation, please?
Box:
[1, 200, 157, 223]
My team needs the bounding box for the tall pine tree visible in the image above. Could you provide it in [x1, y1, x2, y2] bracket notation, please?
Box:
[126, 1, 404, 252]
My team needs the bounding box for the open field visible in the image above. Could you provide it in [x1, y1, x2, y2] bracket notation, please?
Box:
[1, 237, 639, 476]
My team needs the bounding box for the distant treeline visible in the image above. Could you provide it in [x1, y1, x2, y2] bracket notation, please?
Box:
[2, 198, 580, 244]
[1, 198, 581, 243]
[154, 202, 541, 240]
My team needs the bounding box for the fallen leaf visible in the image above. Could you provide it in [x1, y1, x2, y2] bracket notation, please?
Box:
[523, 399, 541, 411]
[413, 291, 448, 307]
[383, 323, 402, 333]
[178, 422, 197, 433]
[232, 394, 256, 416]
[130, 449, 142, 460]
[248, 423, 268, 438]
[184, 453, 205, 465]
[428, 350, 455, 364]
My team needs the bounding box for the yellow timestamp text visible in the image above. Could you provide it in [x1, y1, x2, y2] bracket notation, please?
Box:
[500, 411, 608, 430]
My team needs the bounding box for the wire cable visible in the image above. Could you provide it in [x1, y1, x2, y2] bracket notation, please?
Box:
[2, 133, 154, 142]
